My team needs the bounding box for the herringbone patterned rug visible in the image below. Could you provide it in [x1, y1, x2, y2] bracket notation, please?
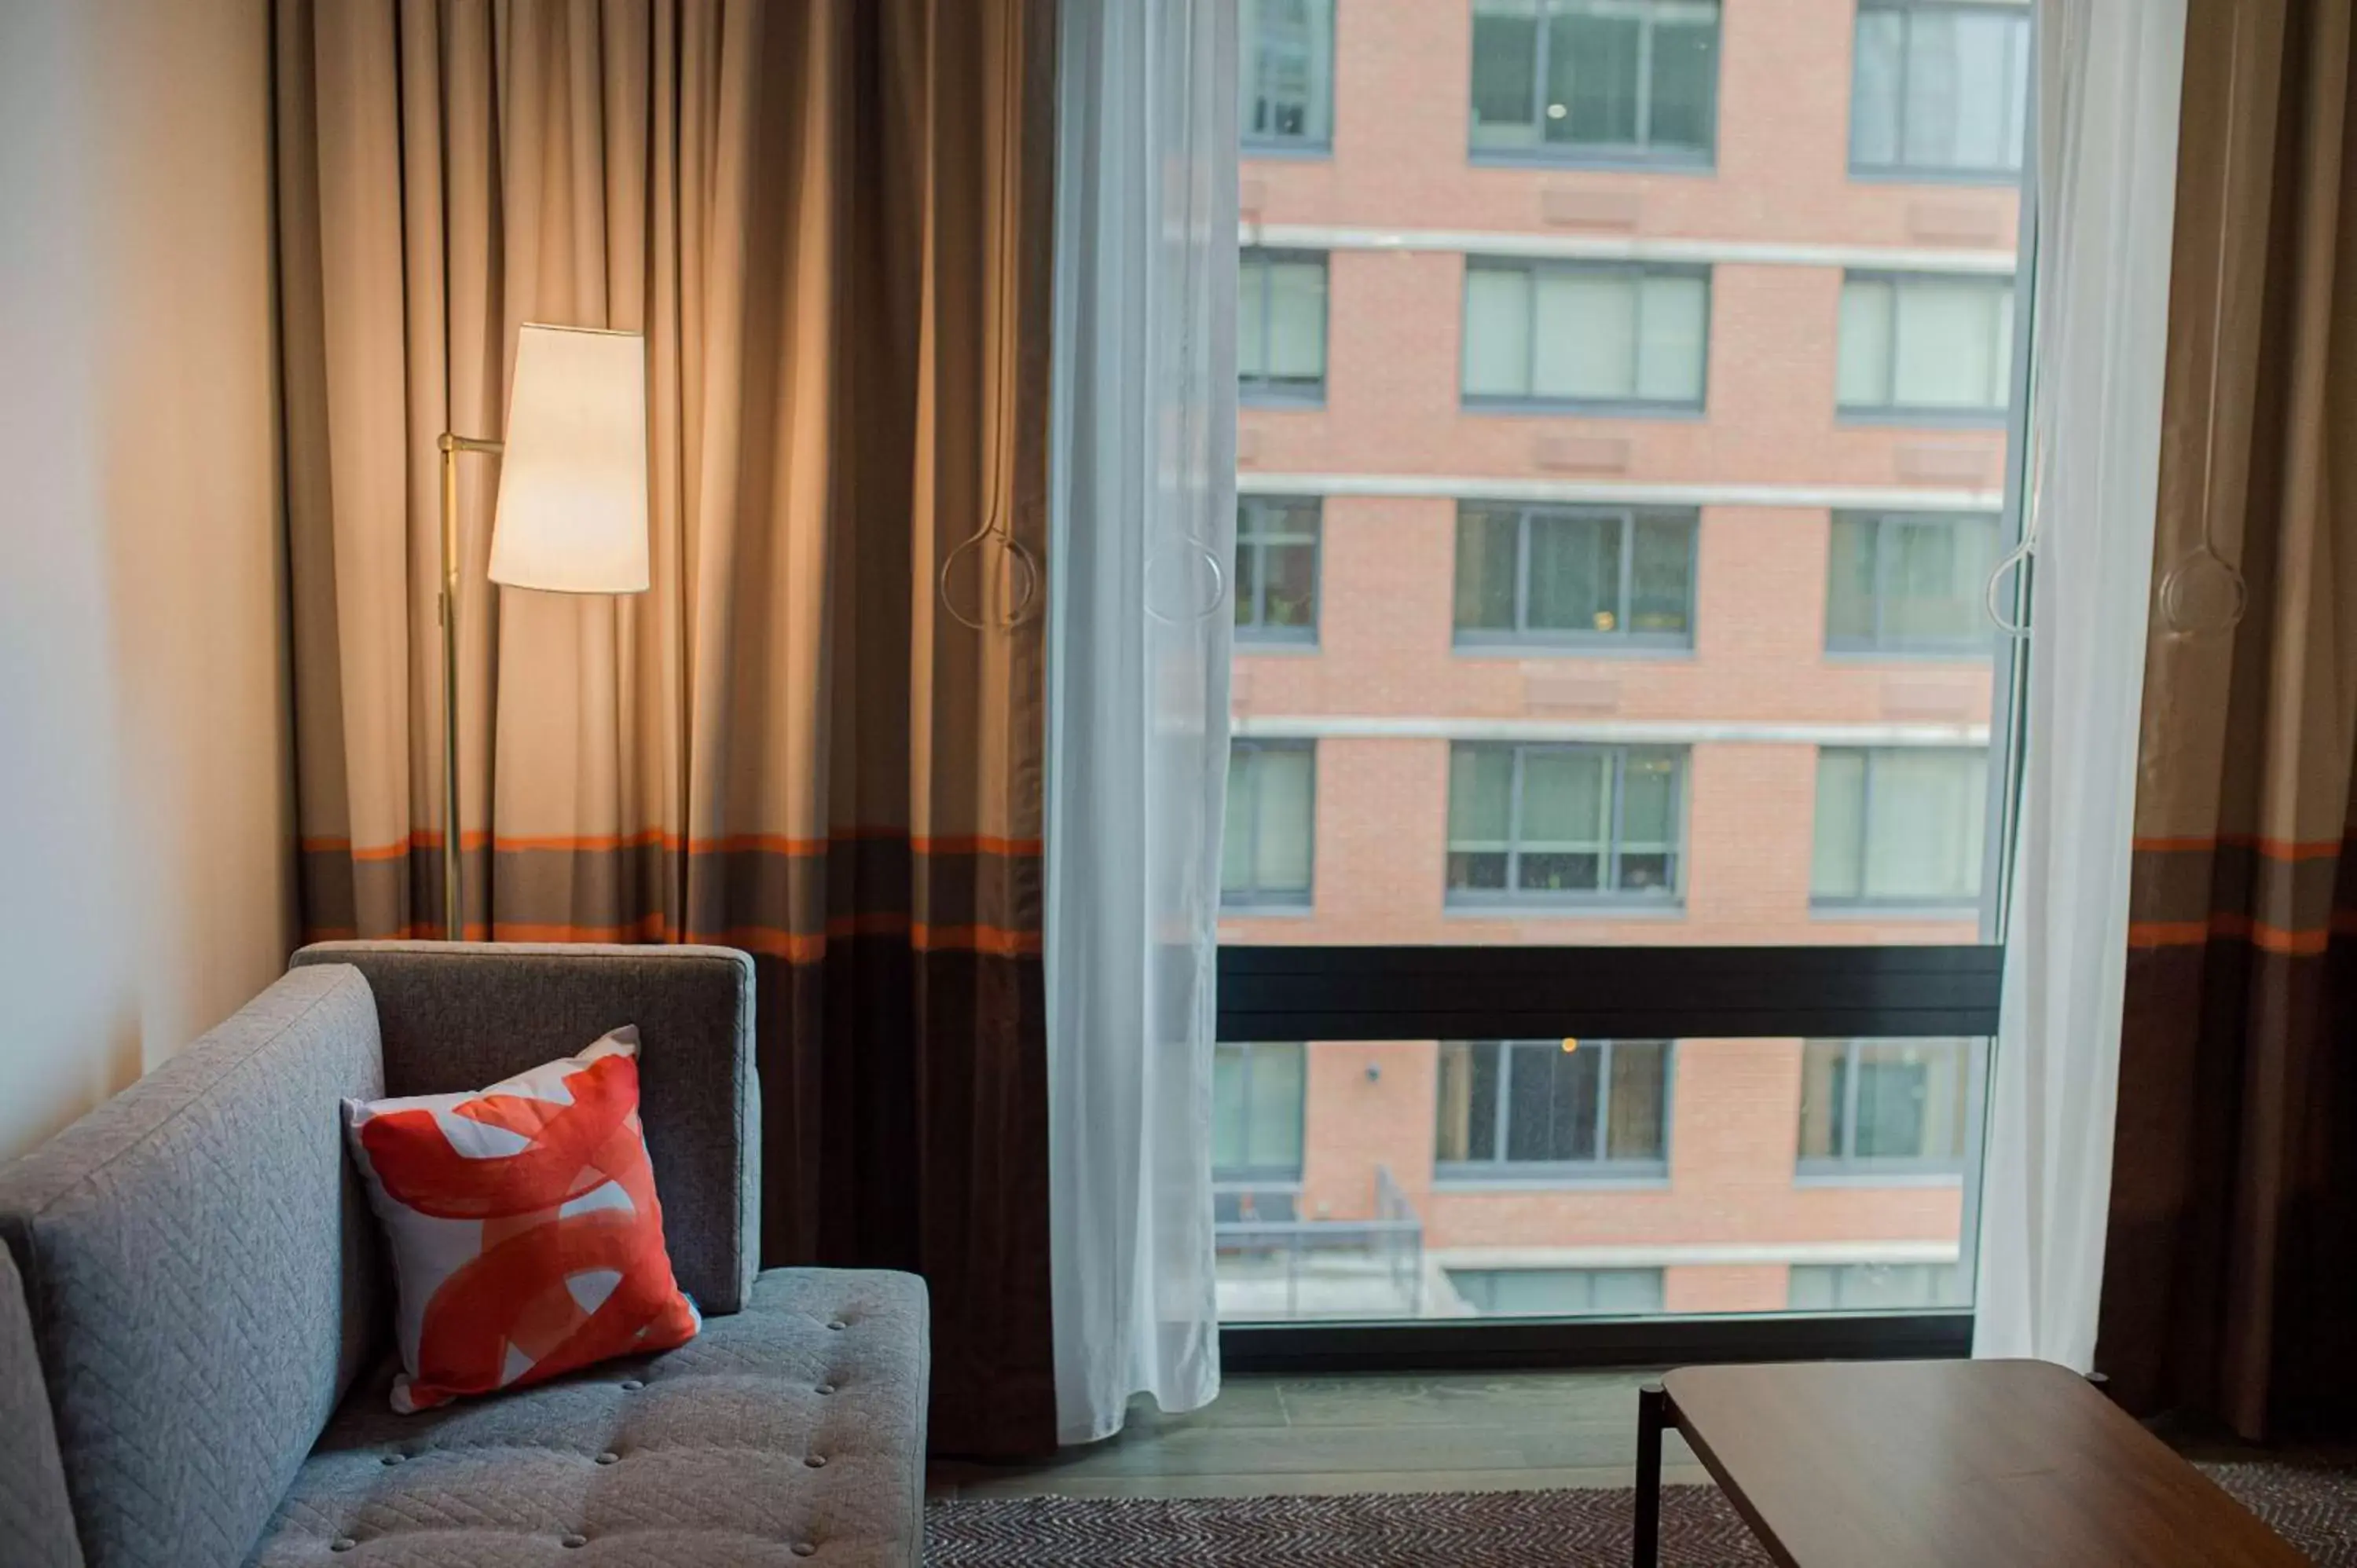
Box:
[926, 1464, 2357, 1566]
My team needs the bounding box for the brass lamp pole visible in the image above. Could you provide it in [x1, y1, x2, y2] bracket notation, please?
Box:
[434, 431, 504, 942]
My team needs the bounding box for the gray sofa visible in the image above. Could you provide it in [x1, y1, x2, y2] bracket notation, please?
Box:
[0, 942, 929, 1568]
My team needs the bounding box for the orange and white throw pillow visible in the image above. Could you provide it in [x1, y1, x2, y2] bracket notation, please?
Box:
[343, 1027, 701, 1413]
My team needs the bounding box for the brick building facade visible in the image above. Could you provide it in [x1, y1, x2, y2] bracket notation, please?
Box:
[1217, 0, 2028, 1320]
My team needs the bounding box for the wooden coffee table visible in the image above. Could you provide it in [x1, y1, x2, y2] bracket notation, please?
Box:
[1633, 1359, 2307, 1566]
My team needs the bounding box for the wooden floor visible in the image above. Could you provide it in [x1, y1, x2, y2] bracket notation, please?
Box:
[928, 1369, 1714, 1500]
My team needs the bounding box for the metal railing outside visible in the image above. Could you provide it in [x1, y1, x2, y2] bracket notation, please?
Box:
[1214, 1165, 1425, 1320]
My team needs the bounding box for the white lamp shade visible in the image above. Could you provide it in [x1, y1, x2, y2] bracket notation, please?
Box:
[487, 324, 651, 593]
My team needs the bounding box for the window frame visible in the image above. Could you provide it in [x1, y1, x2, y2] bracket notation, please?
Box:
[1848, 0, 2033, 185]
[1434, 1038, 1676, 1184]
[1212, 1041, 1310, 1185]
[1461, 258, 1713, 416]
[1810, 746, 1990, 913]
[1824, 511, 2000, 657]
[1239, 247, 1330, 408]
[1454, 503, 1699, 651]
[1237, 496, 1323, 646]
[1836, 269, 2016, 427]
[1794, 1036, 1985, 1179]
[1467, 0, 1722, 170]
[1446, 742, 1687, 909]
[1242, 0, 1337, 154]
[1224, 738, 1318, 910]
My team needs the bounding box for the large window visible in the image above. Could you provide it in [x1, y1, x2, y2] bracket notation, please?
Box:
[1237, 496, 1321, 643]
[1242, 0, 1336, 149]
[1464, 260, 1709, 412]
[1797, 1039, 1978, 1174]
[1450, 1266, 1666, 1314]
[1214, 1042, 1308, 1181]
[1788, 1262, 1967, 1310]
[1456, 504, 1696, 648]
[1224, 741, 1317, 908]
[1826, 512, 2000, 654]
[1812, 749, 1987, 908]
[1446, 744, 1684, 904]
[1435, 1039, 1672, 1178]
[1468, 0, 1720, 165]
[1240, 249, 1328, 405]
[1837, 273, 2015, 419]
[1851, 1, 2031, 181]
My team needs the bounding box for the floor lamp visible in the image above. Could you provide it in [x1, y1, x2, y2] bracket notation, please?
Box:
[436, 323, 651, 940]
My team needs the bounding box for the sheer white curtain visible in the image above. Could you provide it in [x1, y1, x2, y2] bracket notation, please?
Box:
[1045, 0, 1235, 1443]
[1974, 0, 2184, 1365]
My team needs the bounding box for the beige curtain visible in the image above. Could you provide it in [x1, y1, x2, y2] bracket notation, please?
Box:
[275, 0, 1055, 1456]
[2102, 0, 2357, 1439]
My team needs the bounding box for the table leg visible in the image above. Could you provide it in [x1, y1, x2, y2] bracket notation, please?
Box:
[1635, 1382, 1666, 1568]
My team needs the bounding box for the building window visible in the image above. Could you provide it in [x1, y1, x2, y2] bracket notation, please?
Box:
[1435, 1039, 1672, 1178]
[1449, 1266, 1666, 1314]
[1213, 1042, 1307, 1181]
[1851, 1, 2031, 182]
[1797, 1039, 1978, 1174]
[1468, 0, 1720, 166]
[1446, 744, 1684, 904]
[1243, 0, 1335, 149]
[1787, 1262, 1966, 1310]
[1456, 504, 1696, 648]
[1825, 512, 2000, 653]
[1463, 260, 1709, 412]
[1240, 249, 1328, 405]
[1837, 273, 2014, 419]
[1812, 748, 1986, 907]
[1237, 497, 1321, 643]
[1225, 740, 1316, 908]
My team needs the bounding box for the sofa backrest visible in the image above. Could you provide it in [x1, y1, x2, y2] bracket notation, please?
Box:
[290, 941, 759, 1314]
[0, 1243, 82, 1567]
[0, 964, 385, 1568]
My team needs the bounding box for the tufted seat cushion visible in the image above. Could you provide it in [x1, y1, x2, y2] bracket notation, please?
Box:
[248, 1269, 929, 1568]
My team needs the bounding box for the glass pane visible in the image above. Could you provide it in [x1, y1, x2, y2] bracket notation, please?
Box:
[1470, 1, 1541, 147]
[1905, 9, 2022, 173]
[1447, 747, 1515, 891]
[1519, 750, 1609, 844]
[1629, 515, 1694, 636]
[1635, 273, 1707, 402]
[1884, 515, 1996, 644]
[1553, 9, 1643, 148]
[1263, 540, 1318, 628]
[1852, 1044, 1930, 1158]
[1649, 9, 1719, 152]
[1526, 513, 1618, 632]
[1891, 279, 2006, 409]
[1221, 754, 1255, 894]
[1605, 1041, 1668, 1158]
[1463, 268, 1534, 397]
[1233, 538, 1263, 629]
[1849, 9, 1904, 167]
[1825, 514, 1879, 644]
[1811, 750, 1868, 899]
[1265, 260, 1328, 382]
[1237, 257, 1267, 379]
[1797, 1040, 1848, 1160]
[1533, 270, 1638, 400]
[1836, 278, 1895, 407]
[1212, 1045, 1248, 1171]
[1245, 0, 1331, 144]
[1455, 508, 1522, 630]
[1435, 1042, 1481, 1161]
[1251, 747, 1315, 894]
[1244, 1044, 1307, 1171]
[1860, 749, 1985, 901]
[1507, 1042, 1598, 1161]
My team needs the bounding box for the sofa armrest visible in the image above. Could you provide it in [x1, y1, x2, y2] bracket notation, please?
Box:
[292, 941, 758, 1315]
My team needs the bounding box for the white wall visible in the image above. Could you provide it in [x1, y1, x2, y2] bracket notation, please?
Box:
[0, 0, 291, 1160]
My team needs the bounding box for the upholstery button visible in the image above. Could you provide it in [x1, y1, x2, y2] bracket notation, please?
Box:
[815, 1383, 837, 1396]
[791, 1544, 816, 1559]
[330, 1539, 356, 1553]
[379, 1452, 405, 1466]
[826, 1320, 847, 1331]
[805, 1454, 828, 1468]
[619, 1378, 645, 1391]
[595, 1451, 620, 1465]
[562, 1533, 588, 1549]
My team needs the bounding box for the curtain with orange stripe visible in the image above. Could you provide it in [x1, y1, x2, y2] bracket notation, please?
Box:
[273, 0, 1054, 1456]
[2099, 0, 2357, 1439]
